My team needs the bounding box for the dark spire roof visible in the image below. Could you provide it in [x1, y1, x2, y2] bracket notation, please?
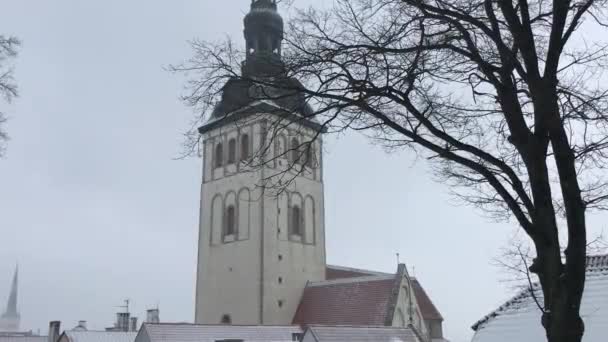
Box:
[2, 265, 19, 318]
[243, 0, 284, 77]
[200, 0, 318, 127]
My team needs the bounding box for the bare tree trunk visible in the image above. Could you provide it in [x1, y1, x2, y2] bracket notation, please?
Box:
[546, 96, 587, 342]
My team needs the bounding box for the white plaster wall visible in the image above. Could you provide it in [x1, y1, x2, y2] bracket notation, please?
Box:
[261, 175, 326, 324]
[196, 120, 266, 325]
[195, 115, 326, 326]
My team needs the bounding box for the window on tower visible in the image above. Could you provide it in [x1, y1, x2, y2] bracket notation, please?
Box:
[228, 138, 236, 164]
[225, 205, 236, 238]
[215, 143, 224, 168]
[290, 205, 302, 237]
[290, 138, 300, 164]
[240, 134, 250, 161]
[305, 144, 313, 168]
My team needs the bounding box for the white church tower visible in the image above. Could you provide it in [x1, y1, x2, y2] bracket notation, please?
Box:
[195, 0, 327, 326]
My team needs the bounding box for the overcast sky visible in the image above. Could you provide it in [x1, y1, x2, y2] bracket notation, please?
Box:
[1, 1, 606, 342]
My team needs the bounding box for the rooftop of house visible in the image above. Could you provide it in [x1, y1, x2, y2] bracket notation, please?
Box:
[60, 331, 138, 342]
[0, 336, 45, 342]
[136, 323, 302, 342]
[322, 265, 443, 323]
[471, 254, 608, 342]
[294, 275, 397, 326]
[303, 325, 421, 342]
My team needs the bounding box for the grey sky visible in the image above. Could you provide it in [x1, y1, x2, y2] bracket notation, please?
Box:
[1, 1, 606, 342]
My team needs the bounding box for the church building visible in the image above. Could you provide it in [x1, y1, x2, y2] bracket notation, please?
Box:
[193, 1, 446, 341]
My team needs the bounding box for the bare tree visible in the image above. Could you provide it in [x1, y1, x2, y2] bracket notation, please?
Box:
[174, 1, 608, 341]
[0, 35, 20, 156]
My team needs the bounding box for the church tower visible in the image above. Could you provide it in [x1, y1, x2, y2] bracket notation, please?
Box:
[0, 266, 20, 332]
[195, 0, 326, 325]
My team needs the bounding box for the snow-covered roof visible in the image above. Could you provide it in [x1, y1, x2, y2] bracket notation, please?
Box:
[60, 331, 137, 342]
[136, 323, 302, 342]
[302, 326, 421, 342]
[0, 336, 46, 342]
[471, 255, 608, 342]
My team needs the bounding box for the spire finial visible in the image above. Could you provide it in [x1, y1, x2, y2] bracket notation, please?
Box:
[251, 0, 277, 10]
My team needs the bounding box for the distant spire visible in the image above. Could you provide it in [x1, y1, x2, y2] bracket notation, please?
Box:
[0, 265, 20, 332]
[3, 265, 19, 316]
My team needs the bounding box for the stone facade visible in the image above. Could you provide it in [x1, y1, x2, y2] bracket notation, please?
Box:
[195, 116, 326, 325]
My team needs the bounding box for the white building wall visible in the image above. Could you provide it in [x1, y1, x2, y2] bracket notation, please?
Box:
[391, 276, 429, 339]
[195, 115, 326, 325]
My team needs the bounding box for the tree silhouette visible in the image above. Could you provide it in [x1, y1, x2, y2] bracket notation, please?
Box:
[0, 35, 20, 156]
[174, 1, 608, 341]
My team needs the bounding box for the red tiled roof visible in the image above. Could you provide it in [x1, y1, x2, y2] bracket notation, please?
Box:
[293, 277, 396, 326]
[411, 279, 443, 321]
[324, 265, 444, 322]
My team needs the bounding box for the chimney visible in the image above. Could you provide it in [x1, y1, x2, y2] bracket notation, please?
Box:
[116, 312, 130, 332]
[146, 309, 160, 324]
[48, 321, 61, 342]
[129, 317, 138, 332]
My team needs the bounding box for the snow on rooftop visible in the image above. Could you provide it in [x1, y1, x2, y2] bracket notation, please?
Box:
[304, 326, 420, 342]
[139, 323, 302, 342]
[472, 271, 608, 342]
[62, 331, 137, 342]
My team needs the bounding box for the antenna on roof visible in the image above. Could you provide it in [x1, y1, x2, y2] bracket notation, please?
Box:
[396, 253, 400, 265]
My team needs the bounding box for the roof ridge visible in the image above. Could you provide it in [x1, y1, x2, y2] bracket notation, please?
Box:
[326, 265, 394, 277]
[308, 325, 413, 329]
[308, 275, 395, 287]
[145, 322, 301, 327]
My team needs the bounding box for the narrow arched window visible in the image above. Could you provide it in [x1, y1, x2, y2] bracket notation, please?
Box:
[290, 138, 300, 164]
[291, 205, 302, 236]
[215, 143, 224, 168]
[240, 134, 250, 161]
[221, 314, 232, 325]
[305, 145, 313, 168]
[225, 205, 236, 236]
[228, 138, 236, 164]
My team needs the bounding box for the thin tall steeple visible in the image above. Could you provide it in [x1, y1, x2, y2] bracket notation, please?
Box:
[0, 265, 20, 332]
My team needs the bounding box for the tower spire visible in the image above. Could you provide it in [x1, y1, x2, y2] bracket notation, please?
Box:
[4, 265, 18, 316]
[243, 0, 285, 76]
[0, 265, 20, 332]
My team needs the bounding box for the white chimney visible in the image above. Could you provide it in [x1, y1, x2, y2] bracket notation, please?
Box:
[48, 321, 61, 342]
[146, 309, 160, 324]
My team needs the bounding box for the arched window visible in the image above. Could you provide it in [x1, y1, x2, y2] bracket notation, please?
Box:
[290, 138, 300, 164]
[215, 143, 224, 168]
[221, 314, 232, 325]
[305, 145, 313, 168]
[227, 138, 236, 164]
[225, 205, 236, 236]
[291, 205, 302, 236]
[240, 134, 250, 161]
